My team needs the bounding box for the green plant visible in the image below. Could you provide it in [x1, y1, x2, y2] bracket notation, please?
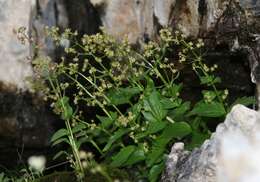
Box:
[0, 167, 43, 182]
[30, 27, 255, 181]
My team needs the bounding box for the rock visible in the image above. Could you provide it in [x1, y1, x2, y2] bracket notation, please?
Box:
[31, 0, 69, 58]
[89, 0, 231, 42]
[31, 0, 100, 57]
[0, 0, 101, 168]
[0, 0, 58, 165]
[0, 0, 33, 90]
[161, 104, 260, 182]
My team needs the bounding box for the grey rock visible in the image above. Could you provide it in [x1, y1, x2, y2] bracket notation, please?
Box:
[90, 0, 231, 42]
[31, 0, 69, 57]
[161, 104, 260, 182]
[0, 0, 58, 152]
[0, 0, 33, 90]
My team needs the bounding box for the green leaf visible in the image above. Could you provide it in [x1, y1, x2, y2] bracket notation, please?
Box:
[61, 105, 73, 120]
[56, 96, 73, 120]
[136, 121, 166, 139]
[200, 76, 221, 85]
[149, 162, 165, 182]
[111, 145, 136, 167]
[51, 137, 70, 146]
[0, 173, 3, 181]
[147, 122, 191, 167]
[106, 87, 141, 105]
[187, 131, 210, 150]
[163, 83, 183, 97]
[143, 91, 167, 122]
[97, 112, 118, 129]
[168, 101, 190, 122]
[0, 173, 5, 182]
[124, 147, 146, 166]
[189, 101, 226, 117]
[53, 150, 68, 160]
[51, 129, 68, 142]
[231, 96, 256, 107]
[142, 111, 158, 122]
[72, 122, 87, 133]
[160, 98, 182, 109]
[103, 128, 130, 152]
[144, 76, 155, 94]
[202, 90, 217, 101]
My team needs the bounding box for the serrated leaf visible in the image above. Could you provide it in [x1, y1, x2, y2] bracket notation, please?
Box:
[106, 87, 141, 105]
[149, 162, 165, 182]
[51, 129, 68, 142]
[189, 101, 226, 117]
[147, 122, 191, 167]
[111, 146, 136, 167]
[103, 128, 130, 152]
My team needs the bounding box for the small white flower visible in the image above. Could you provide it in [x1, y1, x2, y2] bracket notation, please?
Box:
[28, 155, 46, 172]
[60, 38, 70, 48]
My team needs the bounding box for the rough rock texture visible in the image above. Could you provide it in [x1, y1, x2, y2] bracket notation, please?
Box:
[0, 0, 56, 149]
[0, 0, 33, 90]
[31, 0, 100, 58]
[31, 0, 69, 58]
[161, 104, 260, 182]
[89, 0, 228, 42]
[0, 0, 101, 168]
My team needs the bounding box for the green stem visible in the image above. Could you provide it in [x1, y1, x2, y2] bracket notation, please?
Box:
[47, 77, 84, 178]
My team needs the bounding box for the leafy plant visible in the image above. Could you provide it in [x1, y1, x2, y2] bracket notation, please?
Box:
[29, 27, 255, 181]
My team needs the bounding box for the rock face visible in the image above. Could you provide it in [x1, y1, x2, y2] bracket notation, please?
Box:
[0, 0, 101, 168]
[89, 0, 229, 42]
[0, 0, 55, 149]
[161, 104, 260, 182]
[0, 0, 33, 90]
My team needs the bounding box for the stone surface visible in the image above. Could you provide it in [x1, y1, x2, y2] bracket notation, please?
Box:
[0, 0, 33, 90]
[89, 0, 229, 42]
[31, 0, 69, 58]
[161, 104, 260, 182]
[0, 0, 60, 160]
[0, 0, 101, 168]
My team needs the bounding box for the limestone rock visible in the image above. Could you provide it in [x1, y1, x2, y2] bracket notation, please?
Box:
[0, 0, 59, 152]
[90, 0, 230, 42]
[0, 0, 33, 90]
[162, 104, 260, 182]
